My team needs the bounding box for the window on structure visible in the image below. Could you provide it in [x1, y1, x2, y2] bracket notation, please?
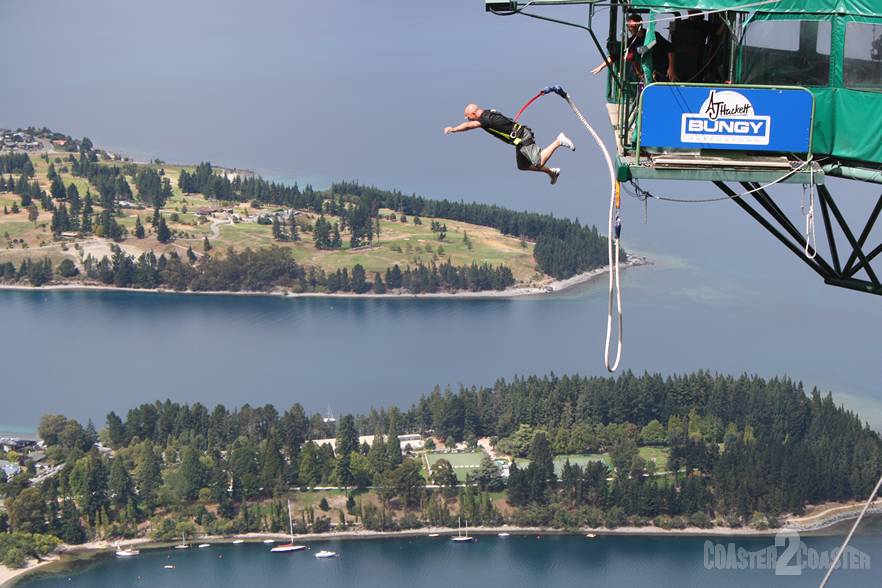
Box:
[741, 19, 831, 86]
[844, 21, 882, 89]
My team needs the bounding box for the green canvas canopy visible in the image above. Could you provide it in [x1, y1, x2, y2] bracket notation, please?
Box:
[629, 0, 882, 17]
[628, 0, 882, 165]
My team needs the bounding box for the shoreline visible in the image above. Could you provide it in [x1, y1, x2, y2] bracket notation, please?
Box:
[0, 256, 649, 301]
[2, 506, 874, 588]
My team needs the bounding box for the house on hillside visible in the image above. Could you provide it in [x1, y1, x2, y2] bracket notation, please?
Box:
[0, 437, 37, 453]
[311, 433, 424, 455]
[0, 460, 21, 479]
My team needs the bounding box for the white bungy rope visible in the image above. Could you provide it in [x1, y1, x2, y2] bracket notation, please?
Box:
[561, 92, 623, 372]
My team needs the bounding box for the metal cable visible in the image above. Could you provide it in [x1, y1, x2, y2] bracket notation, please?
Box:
[818, 471, 882, 588]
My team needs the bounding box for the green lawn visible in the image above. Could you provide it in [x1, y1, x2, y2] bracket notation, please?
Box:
[424, 450, 488, 482]
[0, 219, 34, 240]
[638, 446, 669, 470]
[514, 447, 670, 475]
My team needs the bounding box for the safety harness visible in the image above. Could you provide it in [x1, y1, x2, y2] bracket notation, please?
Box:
[482, 110, 534, 147]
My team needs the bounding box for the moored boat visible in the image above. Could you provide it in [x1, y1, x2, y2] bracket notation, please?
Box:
[314, 550, 338, 558]
[271, 499, 306, 553]
[450, 518, 474, 543]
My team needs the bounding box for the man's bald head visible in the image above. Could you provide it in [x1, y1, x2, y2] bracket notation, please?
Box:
[464, 103, 482, 120]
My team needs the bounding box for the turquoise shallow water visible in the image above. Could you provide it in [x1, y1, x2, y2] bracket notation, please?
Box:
[17, 532, 882, 588]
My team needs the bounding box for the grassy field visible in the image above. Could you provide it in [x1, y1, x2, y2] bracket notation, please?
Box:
[638, 446, 669, 470]
[0, 155, 544, 285]
[424, 450, 488, 482]
[514, 447, 670, 475]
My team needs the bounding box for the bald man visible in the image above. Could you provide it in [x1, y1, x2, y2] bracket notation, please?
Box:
[444, 103, 575, 185]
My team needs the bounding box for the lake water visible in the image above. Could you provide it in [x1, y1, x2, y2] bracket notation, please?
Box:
[17, 528, 882, 588]
[3, 0, 882, 431]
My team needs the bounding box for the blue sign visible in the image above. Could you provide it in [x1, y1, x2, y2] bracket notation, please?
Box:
[639, 85, 814, 153]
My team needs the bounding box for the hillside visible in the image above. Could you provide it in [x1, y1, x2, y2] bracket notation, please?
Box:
[0, 129, 615, 294]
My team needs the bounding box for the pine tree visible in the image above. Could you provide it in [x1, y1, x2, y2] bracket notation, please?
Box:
[108, 457, 134, 510]
[259, 437, 284, 495]
[386, 410, 403, 467]
[351, 264, 368, 293]
[59, 499, 86, 544]
[50, 177, 66, 200]
[134, 216, 145, 238]
[134, 441, 161, 507]
[203, 236, 212, 252]
[180, 444, 206, 501]
[156, 217, 171, 243]
[372, 273, 386, 294]
[51, 203, 70, 234]
[81, 192, 93, 233]
[527, 431, 555, 503]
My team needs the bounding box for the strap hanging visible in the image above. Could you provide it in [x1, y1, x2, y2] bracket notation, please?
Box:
[803, 165, 817, 260]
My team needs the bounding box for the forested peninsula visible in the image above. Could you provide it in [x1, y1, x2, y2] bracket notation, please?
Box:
[0, 128, 626, 296]
[1, 372, 879, 570]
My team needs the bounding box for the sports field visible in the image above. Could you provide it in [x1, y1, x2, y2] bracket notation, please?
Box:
[424, 450, 487, 482]
[514, 447, 669, 475]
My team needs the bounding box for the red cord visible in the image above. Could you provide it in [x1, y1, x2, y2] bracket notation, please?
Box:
[513, 92, 544, 122]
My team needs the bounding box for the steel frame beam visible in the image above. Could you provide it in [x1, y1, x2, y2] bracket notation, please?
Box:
[712, 182, 882, 296]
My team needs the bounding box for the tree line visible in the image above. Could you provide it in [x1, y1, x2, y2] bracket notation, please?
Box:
[1, 371, 877, 551]
[0, 248, 514, 294]
[400, 372, 882, 519]
[0, 153, 35, 176]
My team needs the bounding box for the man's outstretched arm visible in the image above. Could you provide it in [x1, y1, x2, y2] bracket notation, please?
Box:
[444, 121, 481, 134]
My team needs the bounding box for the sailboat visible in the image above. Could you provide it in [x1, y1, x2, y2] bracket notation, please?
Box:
[271, 500, 307, 553]
[450, 518, 474, 543]
[174, 533, 190, 549]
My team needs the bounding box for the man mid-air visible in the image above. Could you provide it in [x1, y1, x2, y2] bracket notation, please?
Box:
[444, 103, 575, 185]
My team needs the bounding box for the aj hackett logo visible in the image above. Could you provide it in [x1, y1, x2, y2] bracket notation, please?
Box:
[681, 90, 771, 145]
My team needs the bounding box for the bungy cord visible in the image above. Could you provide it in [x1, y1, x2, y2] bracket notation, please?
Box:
[559, 89, 623, 372]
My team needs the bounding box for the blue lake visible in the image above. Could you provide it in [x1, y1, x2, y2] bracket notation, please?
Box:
[18, 530, 882, 588]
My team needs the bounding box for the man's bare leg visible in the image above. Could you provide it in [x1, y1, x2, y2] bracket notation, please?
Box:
[539, 139, 563, 167]
[526, 164, 557, 180]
